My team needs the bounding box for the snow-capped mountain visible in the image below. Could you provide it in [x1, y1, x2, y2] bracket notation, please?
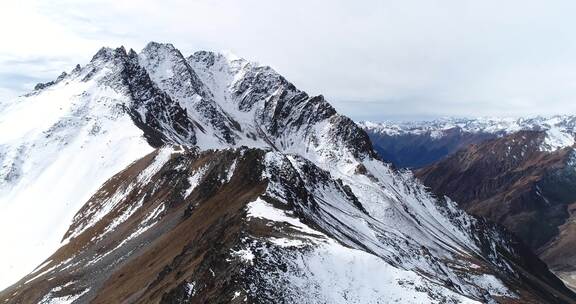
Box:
[359, 116, 576, 168]
[0, 43, 574, 303]
[0, 42, 364, 289]
[360, 116, 576, 142]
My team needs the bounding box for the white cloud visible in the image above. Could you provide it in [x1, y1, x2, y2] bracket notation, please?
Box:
[1, 0, 576, 119]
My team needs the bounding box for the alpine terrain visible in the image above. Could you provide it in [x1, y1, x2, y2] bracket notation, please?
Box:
[0, 43, 575, 303]
[362, 117, 576, 291]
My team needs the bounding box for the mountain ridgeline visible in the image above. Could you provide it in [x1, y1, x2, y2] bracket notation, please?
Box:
[0, 43, 575, 303]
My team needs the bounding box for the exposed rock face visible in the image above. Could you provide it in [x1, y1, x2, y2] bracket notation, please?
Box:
[0, 42, 374, 287]
[0, 43, 575, 303]
[1, 147, 574, 303]
[415, 130, 576, 291]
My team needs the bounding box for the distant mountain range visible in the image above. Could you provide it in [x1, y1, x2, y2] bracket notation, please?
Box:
[359, 116, 576, 168]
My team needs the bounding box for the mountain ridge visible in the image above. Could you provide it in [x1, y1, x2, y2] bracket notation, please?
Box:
[414, 129, 576, 292]
[0, 42, 574, 303]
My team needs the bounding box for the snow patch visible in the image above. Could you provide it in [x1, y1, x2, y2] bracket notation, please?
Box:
[184, 165, 208, 198]
[269, 237, 306, 248]
[186, 282, 196, 297]
[232, 248, 255, 264]
[541, 127, 575, 151]
[38, 286, 89, 304]
[247, 198, 319, 236]
[225, 160, 237, 183]
[472, 274, 515, 297]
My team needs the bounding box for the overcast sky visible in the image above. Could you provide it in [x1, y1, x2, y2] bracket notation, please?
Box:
[1, 0, 575, 120]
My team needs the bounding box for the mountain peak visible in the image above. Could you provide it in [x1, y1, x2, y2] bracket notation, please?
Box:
[143, 41, 176, 50]
[1, 43, 574, 303]
[141, 41, 181, 58]
[90, 46, 128, 63]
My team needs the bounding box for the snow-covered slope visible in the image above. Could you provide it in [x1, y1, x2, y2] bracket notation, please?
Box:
[0, 42, 574, 303]
[413, 129, 576, 293]
[0, 56, 153, 288]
